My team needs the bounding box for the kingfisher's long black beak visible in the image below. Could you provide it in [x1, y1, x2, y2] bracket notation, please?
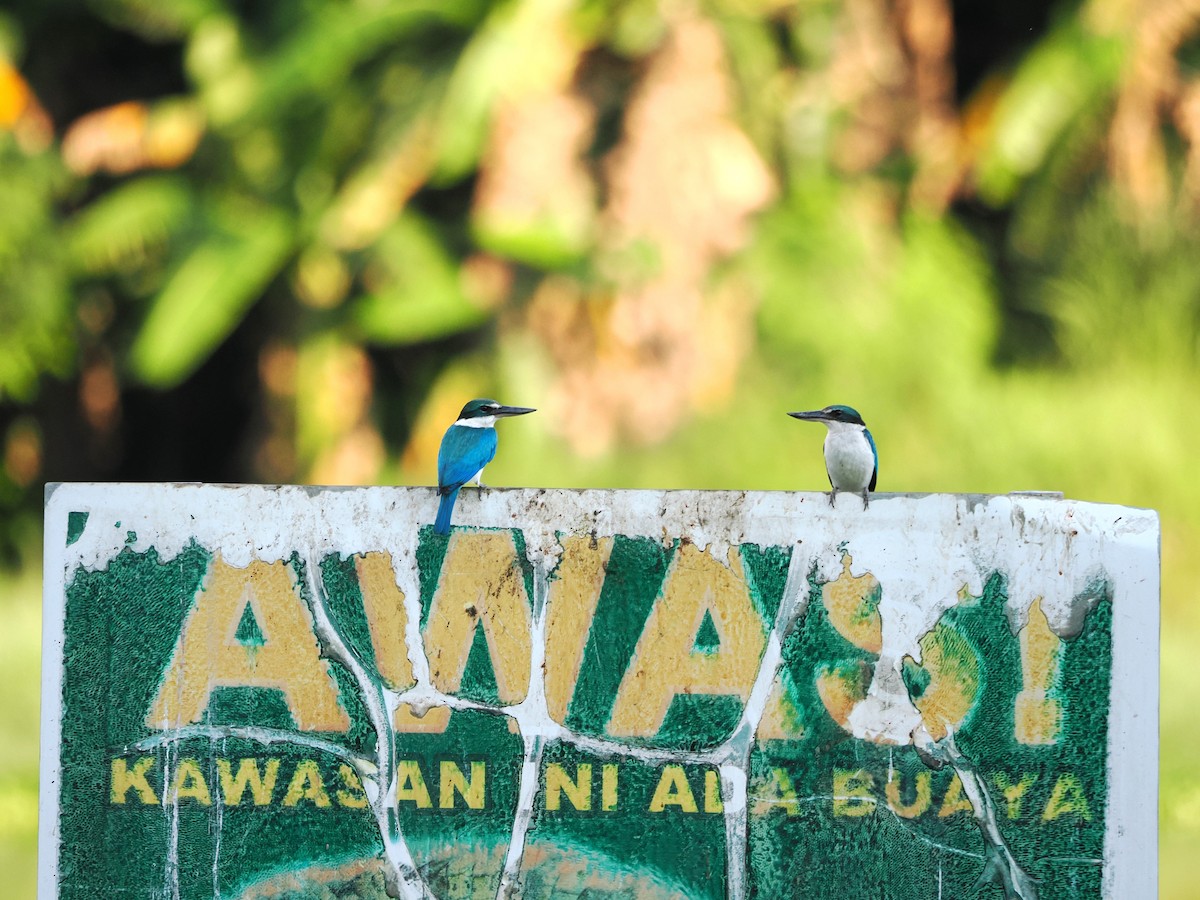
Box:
[495, 405, 536, 418]
[788, 410, 825, 422]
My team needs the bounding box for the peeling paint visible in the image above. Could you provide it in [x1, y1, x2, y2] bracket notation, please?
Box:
[41, 486, 1158, 899]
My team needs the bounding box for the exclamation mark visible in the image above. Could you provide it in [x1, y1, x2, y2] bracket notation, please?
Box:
[1014, 598, 1063, 745]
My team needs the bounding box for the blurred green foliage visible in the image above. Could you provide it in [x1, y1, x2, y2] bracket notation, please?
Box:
[2, 0, 1199, 896]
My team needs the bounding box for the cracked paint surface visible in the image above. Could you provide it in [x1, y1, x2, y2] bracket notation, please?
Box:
[40, 486, 1158, 899]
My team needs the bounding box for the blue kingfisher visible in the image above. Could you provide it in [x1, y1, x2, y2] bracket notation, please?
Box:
[434, 399, 536, 534]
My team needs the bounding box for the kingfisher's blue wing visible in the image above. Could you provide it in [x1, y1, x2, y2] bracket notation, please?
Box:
[438, 425, 498, 492]
[865, 428, 878, 491]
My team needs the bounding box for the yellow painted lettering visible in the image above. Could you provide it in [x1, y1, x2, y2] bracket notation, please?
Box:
[832, 768, 876, 817]
[608, 545, 765, 737]
[282, 760, 331, 807]
[907, 620, 982, 742]
[602, 763, 618, 811]
[823, 555, 883, 653]
[992, 771, 1038, 819]
[755, 676, 807, 742]
[885, 770, 932, 819]
[814, 556, 880, 730]
[544, 536, 612, 724]
[938, 774, 975, 818]
[751, 767, 800, 816]
[169, 759, 211, 805]
[649, 765, 698, 813]
[146, 556, 350, 732]
[355, 552, 415, 691]
[815, 662, 869, 733]
[1042, 774, 1092, 822]
[1015, 599, 1063, 745]
[111, 757, 158, 805]
[395, 760, 432, 808]
[217, 758, 279, 806]
[440, 761, 486, 809]
[704, 770, 724, 813]
[545, 763, 591, 811]
[396, 533, 531, 733]
[336, 764, 369, 808]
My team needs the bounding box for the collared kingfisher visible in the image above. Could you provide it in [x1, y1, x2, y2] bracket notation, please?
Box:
[434, 398, 536, 535]
[788, 405, 877, 508]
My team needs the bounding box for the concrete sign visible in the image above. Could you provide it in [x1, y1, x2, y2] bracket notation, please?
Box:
[40, 484, 1158, 899]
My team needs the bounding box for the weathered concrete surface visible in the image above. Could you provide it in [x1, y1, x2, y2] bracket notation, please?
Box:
[41, 485, 1158, 899]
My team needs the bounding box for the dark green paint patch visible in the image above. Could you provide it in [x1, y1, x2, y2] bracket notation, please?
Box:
[657, 693, 743, 750]
[748, 567, 1113, 899]
[693, 610, 721, 653]
[565, 536, 674, 737]
[393, 709, 522, 897]
[739, 543, 792, 627]
[901, 657, 931, 699]
[509, 528, 536, 611]
[234, 602, 265, 648]
[60, 544, 209, 900]
[747, 744, 982, 899]
[66, 510, 89, 546]
[59, 545, 385, 900]
[457, 616, 502, 705]
[318, 554, 387, 684]
[532, 743, 726, 900]
[205, 686, 293, 728]
[417, 527, 451, 628]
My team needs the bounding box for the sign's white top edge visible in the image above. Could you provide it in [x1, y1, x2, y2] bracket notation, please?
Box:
[43, 481, 1160, 518]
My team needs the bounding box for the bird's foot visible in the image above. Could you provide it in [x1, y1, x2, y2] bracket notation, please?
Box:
[828, 490, 838, 507]
[861, 490, 870, 510]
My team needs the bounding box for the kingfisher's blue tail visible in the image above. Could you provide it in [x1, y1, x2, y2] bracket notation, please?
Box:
[434, 488, 459, 535]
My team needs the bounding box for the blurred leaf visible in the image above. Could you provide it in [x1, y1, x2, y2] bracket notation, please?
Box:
[90, 0, 217, 39]
[886, 212, 996, 390]
[0, 144, 73, 400]
[62, 174, 193, 276]
[129, 202, 294, 387]
[472, 206, 591, 269]
[974, 21, 1125, 205]
[606, 0, 667, 57]
[751, 177, 881, 366]
[0, 12, 22, 61]
[237, 1, 483, 129]
[1027, 187, 1200, 372]
[353, 213, 488, 344]
[433, 0, 582, 182]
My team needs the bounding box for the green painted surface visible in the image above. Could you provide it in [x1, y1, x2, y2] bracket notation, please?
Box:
[533, 744, 727, 899]
[233, 603, 265, 649]
[749, 571, 1112, 898]
[65, 511, 88, 546]
[693, 610, 721, 654]
[565, 535, 675, 738]
[59, 546, 379, 900]
[53, 527, 1115, 899]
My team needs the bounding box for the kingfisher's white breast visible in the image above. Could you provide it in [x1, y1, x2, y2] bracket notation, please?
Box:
[823, 426, 875, 492]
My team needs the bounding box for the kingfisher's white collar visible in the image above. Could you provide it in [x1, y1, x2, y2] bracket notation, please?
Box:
[455, 415, 496, 428]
